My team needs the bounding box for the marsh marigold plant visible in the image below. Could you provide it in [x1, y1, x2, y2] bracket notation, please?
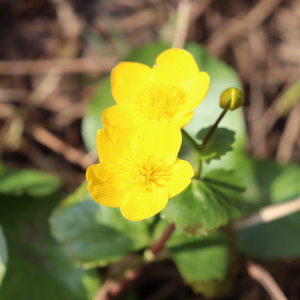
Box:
[86, 123, 194, 221]
[102, 48, 210, 129]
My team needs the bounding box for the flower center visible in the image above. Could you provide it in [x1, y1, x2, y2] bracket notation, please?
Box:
[119, 155, 170, 192]
[134, 83, 186, 122]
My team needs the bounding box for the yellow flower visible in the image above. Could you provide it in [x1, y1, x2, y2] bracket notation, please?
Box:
[102, 48, 210, 129]
[86, 123, 194, 221]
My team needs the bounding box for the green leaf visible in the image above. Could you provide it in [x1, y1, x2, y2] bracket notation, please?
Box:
[0, 160, 6, 176]
[237, 161, 300, 258]
[50, 182, 152, 266]
[237, 213, 300, 259]
[167, 229, 232, 297]
[0, 169, 61, 196]
[0, 225, 8, 287]
[162, 169, 245, 236]
[270, 166, 300, 203]
[196, 127, 235, 163]
[0, 193, 99, 300]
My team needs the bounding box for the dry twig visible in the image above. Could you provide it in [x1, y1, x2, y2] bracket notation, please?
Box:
[117, 9, 157, 32]
[233, 196, 300, 230]
[0, 89, 28, 102]
[248, 76, 267, 158]
[206, 0, 285, 55]
[252, 66, 300, 86]
[25, 123, 95, 170]
[246, 259, 288, 300]
[172, 0, 192, 49]
[276, 100, 300, 162]
[0, 56, 118, 75]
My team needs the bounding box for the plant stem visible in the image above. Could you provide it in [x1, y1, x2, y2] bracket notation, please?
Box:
[181, 129, 198, 151]
[198, 109, 228, 151]
[150, 223, 176, 255]
[181, 129, 202, 179]
[195, 159, 202, 179]
[97, 223, 176, 300]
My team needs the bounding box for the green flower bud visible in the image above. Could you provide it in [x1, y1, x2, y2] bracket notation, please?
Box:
[219, 88, 245, 111]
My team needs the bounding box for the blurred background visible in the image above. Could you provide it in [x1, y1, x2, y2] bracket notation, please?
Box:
[1, 0, 300, 299]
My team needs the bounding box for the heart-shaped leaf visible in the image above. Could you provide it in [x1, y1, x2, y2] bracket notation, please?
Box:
[50, 182, 152, 266]
[0, 193, 99, 300]
[163, 169, 245, 236]
[197, 127, 235, 163]
[167, 228, 232, 297]
[0, 169, 61, 197]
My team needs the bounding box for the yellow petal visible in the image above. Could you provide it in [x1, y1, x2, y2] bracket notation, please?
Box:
[133, 123, 182, 165]
[153, 49, 199, 85]
[120, 187, 168, 221]
[102, 103, 143, 128]
[179, 71, 210, 115]
[173, 112, 194, 128]
[111, 62, 153, 104]
[96, 126, 134, 165]
[158, 159, 194, 198]
[86, 163, 130, 207]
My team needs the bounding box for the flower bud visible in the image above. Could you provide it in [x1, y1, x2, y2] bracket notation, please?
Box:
[219, 88, 245, 111]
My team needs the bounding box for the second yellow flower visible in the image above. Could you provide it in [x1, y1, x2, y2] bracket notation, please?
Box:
[102, 48, 210, 129]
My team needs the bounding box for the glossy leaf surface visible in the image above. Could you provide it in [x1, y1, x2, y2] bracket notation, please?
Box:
[0, 169, 61, 197]
[0, 194, 99, 300]
[167, 228, 231, 297]
[163, 169, 245, 236]
[197, 127, 235, 163]
[50, 182, 152, 266]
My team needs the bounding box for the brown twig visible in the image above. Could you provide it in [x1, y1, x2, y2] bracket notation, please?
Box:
[248, 76, 267, 158]
[172, 0, 192, 49]
[93, 279, 115, 300]
[52, 0, 83, 40]
[276, 100, 300, 162]
[245, 259, 288, 300]
[189, 0, 213, 24]
[252, 66, 300, 86]
[0, 103, 14, 119]
[0, 88, 28, 102]
[260, 77, 300, 137]
[117, 9, 157, 32]
[233, 196, 300, 230]
[25, 123, 96, 170]
[206, 0, 285, 56]
[0, 56, 118, 75]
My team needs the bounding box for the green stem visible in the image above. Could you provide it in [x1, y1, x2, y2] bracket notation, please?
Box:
[195, 158, 202, 179]
[181, 129, 202, 179]
[198, 109, 228, 151]
[181, 129, 198, 151]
